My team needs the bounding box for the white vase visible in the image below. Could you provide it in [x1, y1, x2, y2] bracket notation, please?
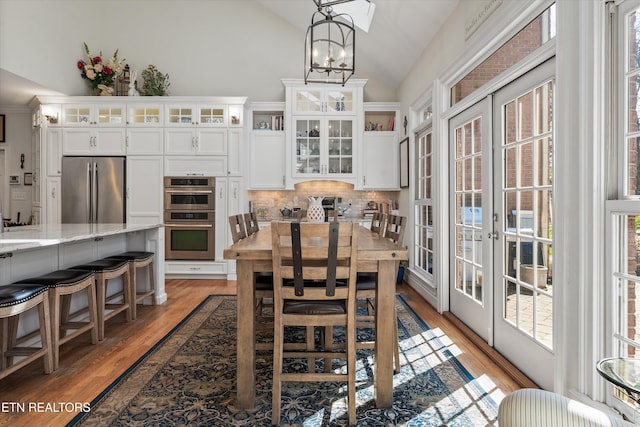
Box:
[307, 196, 325, 223]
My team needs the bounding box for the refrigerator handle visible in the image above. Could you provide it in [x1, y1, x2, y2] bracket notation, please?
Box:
[93, 162, 98, 223]
[86, 162, 92, 223]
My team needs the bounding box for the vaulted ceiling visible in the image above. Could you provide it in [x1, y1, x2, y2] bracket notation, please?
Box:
[256, 0, 459, 87]
[0, 0, 459, 106]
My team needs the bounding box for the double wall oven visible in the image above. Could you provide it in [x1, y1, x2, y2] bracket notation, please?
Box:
[164, 176, 215, 260]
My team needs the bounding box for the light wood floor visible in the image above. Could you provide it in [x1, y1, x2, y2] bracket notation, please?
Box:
[0, 280, 522, 427]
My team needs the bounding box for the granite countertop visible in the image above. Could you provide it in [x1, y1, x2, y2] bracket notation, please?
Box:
[257, 216, 366, 222]
[0, 223, 163, 255]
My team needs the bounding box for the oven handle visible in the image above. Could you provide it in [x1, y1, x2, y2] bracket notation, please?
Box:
[165, 189, 214, 194]
[165, 223, 213, 228]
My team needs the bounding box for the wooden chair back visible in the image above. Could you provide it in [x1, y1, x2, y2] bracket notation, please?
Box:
[229, 214, 247, 243]
[370, 212, 387, 235]
[244, 212, 260, 236]
[384, 215, 407, 245]
[271, 221, 358, 302]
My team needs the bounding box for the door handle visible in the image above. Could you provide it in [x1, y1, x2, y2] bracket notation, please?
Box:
[488, 231, 499, 240]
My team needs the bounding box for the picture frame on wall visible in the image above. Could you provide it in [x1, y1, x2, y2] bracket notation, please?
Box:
[24, 173, 33, 186]
[400, 137, 409, 188]
[0, 114, 5, 142]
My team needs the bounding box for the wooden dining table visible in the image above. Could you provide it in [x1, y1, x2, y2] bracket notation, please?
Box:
[223, 222, 408, 409]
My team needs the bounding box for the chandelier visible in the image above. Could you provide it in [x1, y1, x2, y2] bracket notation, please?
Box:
[304, 0, 357, 86]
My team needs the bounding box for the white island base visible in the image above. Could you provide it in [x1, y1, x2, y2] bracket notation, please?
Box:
[0, 223, 166, 337]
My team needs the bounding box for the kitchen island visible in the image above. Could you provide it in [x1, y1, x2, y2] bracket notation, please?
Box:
[0, 223, 166, 304]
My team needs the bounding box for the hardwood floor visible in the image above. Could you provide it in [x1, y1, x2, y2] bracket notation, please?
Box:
[0, 279, 522, 426]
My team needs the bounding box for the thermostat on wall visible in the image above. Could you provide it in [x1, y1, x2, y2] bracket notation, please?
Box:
[9, 175, 20, 185]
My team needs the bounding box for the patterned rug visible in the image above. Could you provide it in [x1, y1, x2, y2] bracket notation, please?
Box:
[67, 295, 500, 426]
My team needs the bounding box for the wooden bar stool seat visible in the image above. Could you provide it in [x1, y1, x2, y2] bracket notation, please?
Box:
[14, 269, 98, 370]
[0, 284, 53, 379]
[106, 251, 156, 320]
[71, 258, 131, 341]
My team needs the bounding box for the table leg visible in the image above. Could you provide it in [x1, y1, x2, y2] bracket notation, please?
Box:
[236, 259, 256, 409]
[375, 259, 395, 408]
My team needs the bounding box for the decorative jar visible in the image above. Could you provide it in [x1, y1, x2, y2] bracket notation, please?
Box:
[307, 197, 325, 223]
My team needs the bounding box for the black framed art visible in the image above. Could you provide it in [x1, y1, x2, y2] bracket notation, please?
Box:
[400, 137, 409, 188]
[0, 114, 5, 142]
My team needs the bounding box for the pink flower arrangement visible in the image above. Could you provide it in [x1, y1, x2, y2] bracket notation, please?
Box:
[77, 43, 125, 91]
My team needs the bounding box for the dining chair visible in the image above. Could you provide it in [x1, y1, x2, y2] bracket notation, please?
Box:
[229, 214, 273, 348]
[229, 214, 247, 243]
[356, 214, 407, 373]
[244, 212, 260, 236]
[370, 212, 387, 235]
[271, 221, 359, 426]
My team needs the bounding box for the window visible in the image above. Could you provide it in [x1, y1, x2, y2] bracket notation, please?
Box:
[451, 5, 556, 106]
[609, 0, 640, 413]
[414, 129, 434, 276]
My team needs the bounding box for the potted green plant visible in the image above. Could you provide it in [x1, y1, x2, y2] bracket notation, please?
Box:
[140, 65, 170, 96]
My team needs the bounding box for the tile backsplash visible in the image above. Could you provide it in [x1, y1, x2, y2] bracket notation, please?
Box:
[248, 181, 399, 219]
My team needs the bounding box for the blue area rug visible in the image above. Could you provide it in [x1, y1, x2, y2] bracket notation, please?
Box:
[68, 295, 499, 426]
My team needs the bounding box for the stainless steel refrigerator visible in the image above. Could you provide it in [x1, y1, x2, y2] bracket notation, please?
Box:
[61, 156, 126, 223]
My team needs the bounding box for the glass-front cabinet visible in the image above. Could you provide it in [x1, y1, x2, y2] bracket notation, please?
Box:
[293, 87, 356, 114]
[128, 104, 162, 125]
[284, 79, 365, 186]
[294, 117, 354, 177]
[165, 104, 230, 127]
[62, 103, 125, 126]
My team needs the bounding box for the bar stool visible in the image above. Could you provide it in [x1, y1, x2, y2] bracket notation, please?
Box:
[71, 258, 132, 341]
[14, 269, 98, 370]
[106, 251, 156, 320]
[0, 284, 53, 379]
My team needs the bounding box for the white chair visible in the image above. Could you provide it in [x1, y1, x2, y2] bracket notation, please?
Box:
[498, 389, 636, 427]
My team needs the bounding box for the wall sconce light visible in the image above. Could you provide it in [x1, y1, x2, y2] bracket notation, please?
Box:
[20, 153, 24, 169]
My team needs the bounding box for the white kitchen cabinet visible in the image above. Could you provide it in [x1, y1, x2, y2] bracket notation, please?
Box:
[249, 131, 285, 189]
[127, 104, 163, 126]
[288, 85, 358, 115]
[362, 103, 400, 190]
[165, 261, 227, 276]
[45, 178, 61, 225]
[165, 104, 229, 127]
[283, 79, 365, 187]
[127, 128, 164, 155]
[63, 127, 126, 155]
[127, 156, 163, 224]
[362, 132, 399, 190]
[216, 177, 243, 277]
[215, 177, 228, 264]
[164, 156, 227, 176]
[164, 128, 227, 155]
[227, 128, 243, 176]
[292, 116, 355, 178]
[46, 128, 63, 176]
[62, 103, 125, 126]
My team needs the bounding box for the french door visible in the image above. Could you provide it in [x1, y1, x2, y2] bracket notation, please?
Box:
[449, 59, 555, 390]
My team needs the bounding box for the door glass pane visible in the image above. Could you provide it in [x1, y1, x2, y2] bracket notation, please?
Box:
[454, 116, 483, 303]
[501, 79, 554, 350]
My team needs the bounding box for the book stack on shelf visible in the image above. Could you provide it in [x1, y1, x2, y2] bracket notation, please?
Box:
[271, 114, 284, 131]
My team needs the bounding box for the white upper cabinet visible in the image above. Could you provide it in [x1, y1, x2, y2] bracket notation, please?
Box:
[283, 79, 365, 187]
[362, 102, 400, 190]
[289, 86, 357, 115]
[62, 103, 126, 126]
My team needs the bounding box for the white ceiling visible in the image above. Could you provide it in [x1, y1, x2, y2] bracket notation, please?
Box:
[256, 0, 460, 87]
[0, 0, 459, 106]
